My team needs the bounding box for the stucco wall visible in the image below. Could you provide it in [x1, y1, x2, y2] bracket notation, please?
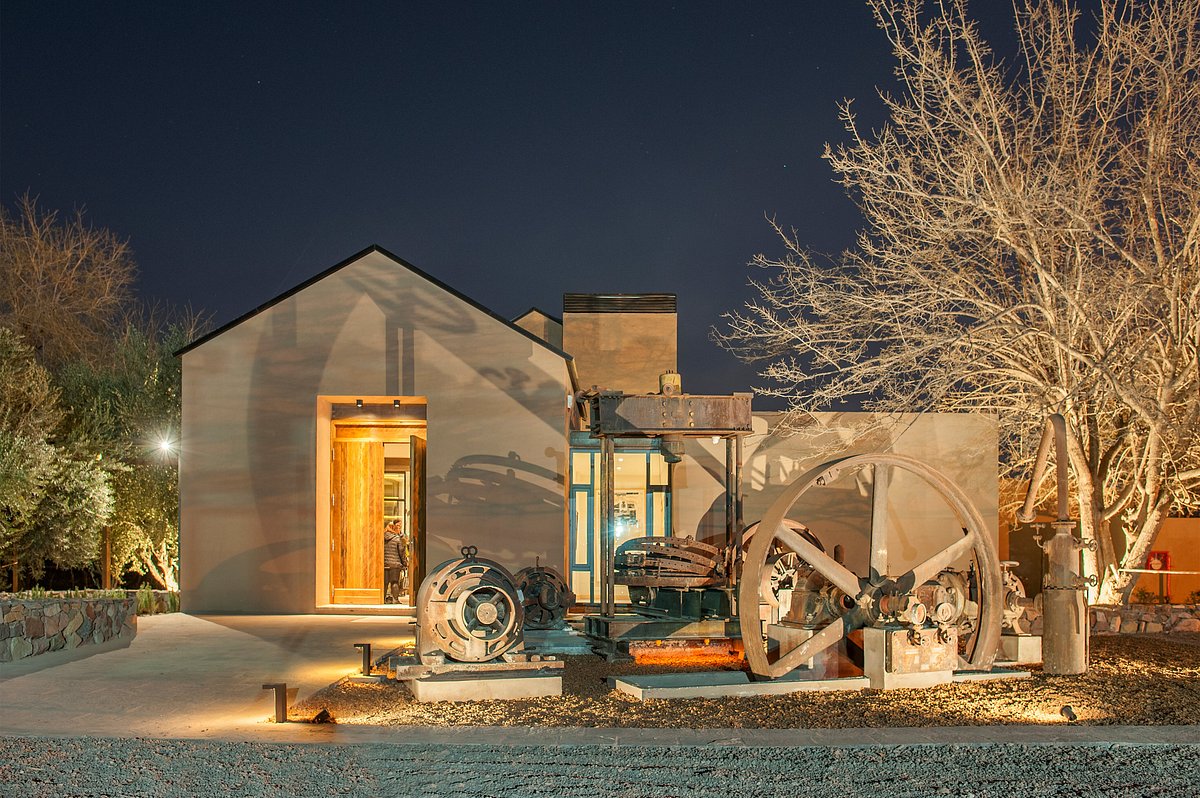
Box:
[673, 412, 999, 577]
[562, 311, 676, 393]
[180, 250, 570, 613]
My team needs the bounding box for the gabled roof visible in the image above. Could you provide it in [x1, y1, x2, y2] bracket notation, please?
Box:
[174, 245, 573, 363]
[512, 306, 563, 326]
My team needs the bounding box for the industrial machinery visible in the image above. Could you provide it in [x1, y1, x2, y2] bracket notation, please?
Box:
[579, 373, 1015, 689]
[514, 562, 576, 630]
[615, 535, 729, 618]
[416, 546, 525, 663]
[1017, 413, 1090, 675]
[391, 546, 565, 702]
[738, 453, 1003, 687]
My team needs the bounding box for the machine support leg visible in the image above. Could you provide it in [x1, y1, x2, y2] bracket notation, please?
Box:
[733, 435, 744, 590]
[599, 436, 615, 617]
[725, 437, 735, 553]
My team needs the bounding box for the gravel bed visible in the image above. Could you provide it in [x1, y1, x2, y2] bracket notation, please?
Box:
[290, 634, 1200, 729]
[2, 735, 1198, 797]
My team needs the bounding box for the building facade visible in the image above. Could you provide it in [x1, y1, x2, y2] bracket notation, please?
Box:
[179, 246, 998, 614]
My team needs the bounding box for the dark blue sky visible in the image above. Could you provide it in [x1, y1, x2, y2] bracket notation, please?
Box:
[2, 1, 1028, 398]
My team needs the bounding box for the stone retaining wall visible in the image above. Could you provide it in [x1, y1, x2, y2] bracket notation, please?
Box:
[0, 595, 137, 662]
[1091, 603, 1200, 635]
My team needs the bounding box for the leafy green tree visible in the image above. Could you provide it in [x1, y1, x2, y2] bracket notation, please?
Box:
[57, 320, 199, 590]
[0, 327, 113, 581]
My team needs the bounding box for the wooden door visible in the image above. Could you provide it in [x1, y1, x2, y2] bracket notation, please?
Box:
[331, 439, 384, 604]
[410, 434, 427, 594]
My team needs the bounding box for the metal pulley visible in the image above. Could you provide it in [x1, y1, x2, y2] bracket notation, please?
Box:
[513, 562, 576, 630]
[416, 546, 525, 663]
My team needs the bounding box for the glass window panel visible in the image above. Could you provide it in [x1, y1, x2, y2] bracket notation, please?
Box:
[652, 491, 667, 537]
[572, 492, 590, 565]
[614, 453, 648, 491]
[614, 490, 646, 540]
[571, 570, 592, 603]
[571, 451, 592, 485]
[649, 453, 669, 486]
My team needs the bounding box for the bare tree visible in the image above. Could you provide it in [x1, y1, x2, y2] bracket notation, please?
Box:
[718, 0, 1199, 604]
[0, 194, 137, 369]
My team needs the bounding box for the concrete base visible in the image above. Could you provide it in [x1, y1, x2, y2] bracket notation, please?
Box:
[610, 670, 870, 700]
[998, 634, 1042, 666]
[524, 627, 594, 655]
[951, 667, 1031, 683]
[862, 626, 957, 690]
[407, 670, 563, 702]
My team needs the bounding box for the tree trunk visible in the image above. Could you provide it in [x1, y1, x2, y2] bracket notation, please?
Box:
[1096, 506, 1168, 605]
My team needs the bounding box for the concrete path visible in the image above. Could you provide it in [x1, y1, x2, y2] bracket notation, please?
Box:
[0, 613, 415, 739]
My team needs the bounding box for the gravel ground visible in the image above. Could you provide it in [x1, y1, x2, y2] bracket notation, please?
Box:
[1, 735, 1198, 798]
[290, 634, 1200, 729]
[3, 635, 1196, 797]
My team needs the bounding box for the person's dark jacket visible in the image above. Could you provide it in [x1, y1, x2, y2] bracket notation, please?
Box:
[384, 531, 405, 569]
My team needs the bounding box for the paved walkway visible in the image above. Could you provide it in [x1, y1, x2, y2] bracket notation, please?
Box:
[0, 614, 1197, 747]
[0, 613, 414, 740]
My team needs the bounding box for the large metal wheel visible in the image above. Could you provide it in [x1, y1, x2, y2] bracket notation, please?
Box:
[416, 547, 525, 663]
[514, 563, 575, 630]
[738, 454, 1001, 679]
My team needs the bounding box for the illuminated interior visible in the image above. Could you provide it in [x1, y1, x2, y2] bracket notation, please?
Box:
[568, 438, 670, 603]
[326, 407, 427, 608]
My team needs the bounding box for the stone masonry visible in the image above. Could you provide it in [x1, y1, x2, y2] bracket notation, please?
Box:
[1090, 603, 1200, 635]
[0, 595, 137, 662]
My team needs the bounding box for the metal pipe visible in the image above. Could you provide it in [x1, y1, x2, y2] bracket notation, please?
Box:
[725, 437, 735, 553]
[1019, 414, 1088, 675]
[1019, 414, 1070, 523]
[599, 436, 615, 617]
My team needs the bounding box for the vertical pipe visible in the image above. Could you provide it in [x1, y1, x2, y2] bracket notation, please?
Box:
[607, 436, 617, 616]
[724, 437, 735, 552]
[733, 435, 744, 589]
[1043, 521, 1089, 674]
[599, 436, 615, 617]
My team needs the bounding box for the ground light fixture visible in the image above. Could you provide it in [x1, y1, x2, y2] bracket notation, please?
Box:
[1061, 705, 1077, 723]
[262, 683, 288, 722]
[354, 642, 372, 675]
[356, 398, 363, 408]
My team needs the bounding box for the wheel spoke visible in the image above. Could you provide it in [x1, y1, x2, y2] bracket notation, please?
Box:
[773, 614, 851, 675]
[775, 522, 862, 599]
[904, 531, 975, 590]
[869, 463, 890, 580]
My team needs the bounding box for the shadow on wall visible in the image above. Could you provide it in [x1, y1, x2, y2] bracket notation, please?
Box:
[238, 260, 567, 607]
[426, 451, 565, 570]
[189, 537, 312, 614]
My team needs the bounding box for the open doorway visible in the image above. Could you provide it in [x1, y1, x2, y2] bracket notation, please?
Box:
[327, 407, 426, 608]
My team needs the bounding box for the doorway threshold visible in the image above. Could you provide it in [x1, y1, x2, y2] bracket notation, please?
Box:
[315, 604, 415, 618]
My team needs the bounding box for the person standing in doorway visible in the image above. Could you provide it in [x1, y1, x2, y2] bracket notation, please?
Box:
[383, 521, 404, 604]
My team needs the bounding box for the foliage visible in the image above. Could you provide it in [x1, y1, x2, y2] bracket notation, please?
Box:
[56, 320, 199, 590]
[136, 583, 155, 615]
[0, 328, 114, 580]
[0, 194, 136, 369]
[718, 0, 1199, 605]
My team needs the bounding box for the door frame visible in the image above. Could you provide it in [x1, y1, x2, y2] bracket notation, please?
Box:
[315, 395, 427, 609]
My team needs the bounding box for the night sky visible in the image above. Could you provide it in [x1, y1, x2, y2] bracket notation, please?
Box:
[2, 2, 1029, 399]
